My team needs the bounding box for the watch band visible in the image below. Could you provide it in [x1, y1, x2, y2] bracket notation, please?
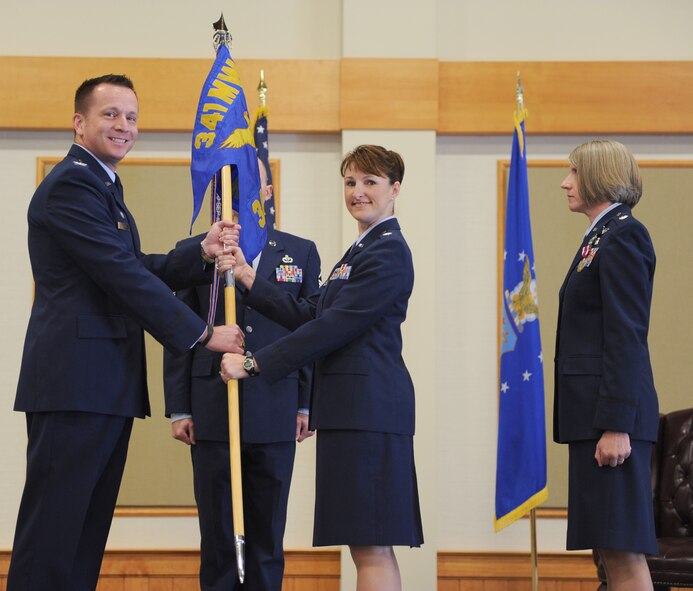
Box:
[244, 352, 259, 377]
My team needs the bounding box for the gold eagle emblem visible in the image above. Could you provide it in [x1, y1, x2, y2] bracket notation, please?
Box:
[218, 111, 256, 150]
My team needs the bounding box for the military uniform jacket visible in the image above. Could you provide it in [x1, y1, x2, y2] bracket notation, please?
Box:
[246, 218, 416, 436]
[553, 203, 659, 443]
[15, 145, 210, 419]
[163, 229, 321, 443]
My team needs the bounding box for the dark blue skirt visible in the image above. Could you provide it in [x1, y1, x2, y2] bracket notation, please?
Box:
[313, 429, 424, 547]
[567, 439, 657, 554]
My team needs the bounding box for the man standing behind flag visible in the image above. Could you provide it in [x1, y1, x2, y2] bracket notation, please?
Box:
[164, 156, 321, 591]
[8, 74, 244, 591]
[495, 96, 548, 532]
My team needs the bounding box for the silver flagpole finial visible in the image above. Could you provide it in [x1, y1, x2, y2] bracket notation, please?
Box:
[212, 14, 232, 51]
[516, 71, 525, 115]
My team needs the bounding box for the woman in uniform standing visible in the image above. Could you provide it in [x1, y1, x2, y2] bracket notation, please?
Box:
[220, 144, 423, 591]
[555, 139, 659, 591]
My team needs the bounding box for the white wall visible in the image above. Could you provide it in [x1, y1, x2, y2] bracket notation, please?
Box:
[0, 0, 343, 59]
[437, 0, 693, 61]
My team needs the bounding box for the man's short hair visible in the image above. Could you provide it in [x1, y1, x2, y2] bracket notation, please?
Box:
[74, 74, 136, 114]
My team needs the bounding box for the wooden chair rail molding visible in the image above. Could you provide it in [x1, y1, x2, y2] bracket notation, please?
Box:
[2, 56, 692, 134]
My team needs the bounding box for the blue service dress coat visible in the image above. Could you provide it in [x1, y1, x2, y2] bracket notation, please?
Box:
[16, 144, 209, 418]
[9, 144, 213, 591]
[553, 202, 659, 554]
[162, 229, 320, 591]
[245, 217, 423, 546]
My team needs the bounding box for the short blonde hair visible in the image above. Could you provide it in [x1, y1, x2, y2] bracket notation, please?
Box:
[569, 139, 642, 207]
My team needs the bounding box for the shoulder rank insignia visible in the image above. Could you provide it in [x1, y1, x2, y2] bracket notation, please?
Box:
[617, 213, 629, 220]
[276, 264, 303, 283]
[380, 231, 392, 237]
[329, 263, 352, 281]
[72, 160, 87, 167]
[282, 254, 294, 263]
[268, 239, 277, 246]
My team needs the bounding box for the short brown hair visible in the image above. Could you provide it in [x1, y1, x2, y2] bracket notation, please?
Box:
[74, 74, 136, 114]
[340, 145, 405, 185]
[568, 139, 642, 207]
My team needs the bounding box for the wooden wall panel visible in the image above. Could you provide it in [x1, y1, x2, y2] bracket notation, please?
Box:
[1, 56, 692, 133]
[2, 549, 689, 589]
[0, 549, 340, 590]
[340, 58, 439, 130]
[438, 552, 599, 590]
[0, 56, 340, 133]
[440, 61, 693, 134]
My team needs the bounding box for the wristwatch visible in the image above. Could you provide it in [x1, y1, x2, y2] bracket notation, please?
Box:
[243, 352, 259, 377]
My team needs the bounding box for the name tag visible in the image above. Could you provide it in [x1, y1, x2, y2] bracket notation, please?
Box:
[117, 221, 130, 231]
[276, 265, 303, 283]
[329, 264, 352, 281]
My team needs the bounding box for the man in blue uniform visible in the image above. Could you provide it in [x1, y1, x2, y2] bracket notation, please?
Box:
[164, 158, 321, 591]
[8, 74, 244, 591]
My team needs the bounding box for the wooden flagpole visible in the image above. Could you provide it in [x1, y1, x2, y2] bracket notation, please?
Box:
[213, 14, 245, 583]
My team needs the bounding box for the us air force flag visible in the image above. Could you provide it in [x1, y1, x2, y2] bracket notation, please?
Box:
[191, 44, 266, 262]
[494, 109, 548, 531]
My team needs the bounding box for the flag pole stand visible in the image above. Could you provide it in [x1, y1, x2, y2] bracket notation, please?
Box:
[530, 508, 539, 591]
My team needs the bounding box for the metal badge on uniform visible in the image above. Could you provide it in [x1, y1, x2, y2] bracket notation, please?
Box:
[72, 160, 87, 167]
[618, 214, 629, 220]
[117, 221, 130, 231]
[381, 231, 392, 237]
[329, 263, 352, 281]
[282, 254, 293, 263]
[269, 240, 277, 246]
[276, 265, 303, 283]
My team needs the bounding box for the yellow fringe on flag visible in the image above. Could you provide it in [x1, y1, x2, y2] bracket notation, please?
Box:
[494, 485, 548, 532]
[513, 107, 528, 157]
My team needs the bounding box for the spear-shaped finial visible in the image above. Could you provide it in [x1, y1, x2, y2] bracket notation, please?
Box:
[257, 70, 268, 108]
[516, 71, 525, 116]
[213, 14, 232, 52]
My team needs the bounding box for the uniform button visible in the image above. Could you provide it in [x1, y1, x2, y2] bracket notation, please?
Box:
[245, 325, 253, 333]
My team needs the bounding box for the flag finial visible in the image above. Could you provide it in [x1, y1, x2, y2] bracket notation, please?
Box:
[258, 70, 268, 108]
[212, 14, 232, 52]
[516, 71, 525, 116]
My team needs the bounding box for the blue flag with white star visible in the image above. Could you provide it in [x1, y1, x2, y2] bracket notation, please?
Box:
[494, 108, 548, 531]
[190, 44, 266, 262]
[253, 105, 277, 229]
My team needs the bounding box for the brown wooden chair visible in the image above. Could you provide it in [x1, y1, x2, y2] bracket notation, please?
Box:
[594, 407, 693, 590]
